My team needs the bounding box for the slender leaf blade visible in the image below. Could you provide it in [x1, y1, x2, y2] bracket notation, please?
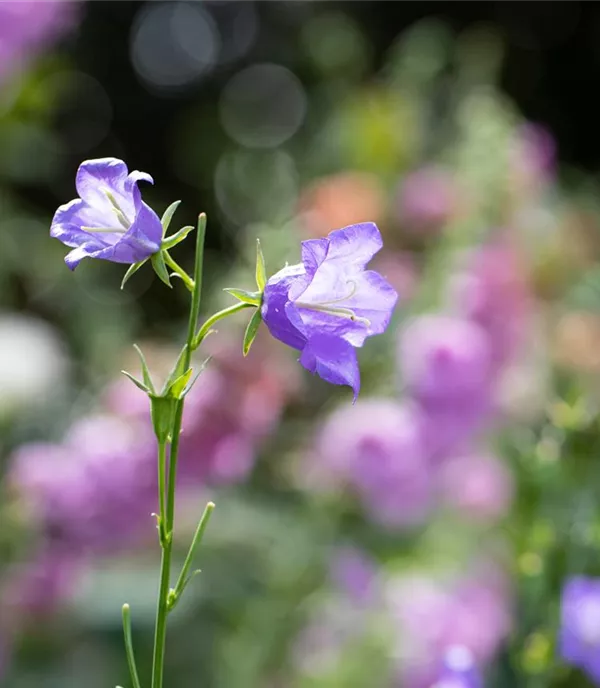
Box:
[255, 238, 266, 292]
[223, 287, 262, 306]
[160, 200, 182, 235]
[120, 260, 147, 290]
[243, 308, 262, 356]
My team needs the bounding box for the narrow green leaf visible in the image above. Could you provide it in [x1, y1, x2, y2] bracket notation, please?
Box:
[255, 238, 266, 292]
[132, 344, 156, 394]
[120, 260, 147, 290]
[160, 200, 182, 235]
[243, 308, 262, 356]
[151, 251, 172, 288]
[223, 287, 262, 306]
[121, 370, 150, 393]
[162, 225, 194, 250]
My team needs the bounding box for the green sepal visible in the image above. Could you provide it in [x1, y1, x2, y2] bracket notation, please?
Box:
[160, 200, 181, 236]
[162, 225, 195, 251]
[160, 345, 188, 397]
[255, 238, 266, 292]
[149, 394, 177, 444]
[243, 308, 262, 356]
[180, 357, 210, 398]
[121, 259, 148, 290]
[121, 370, 150, 393]
[133, 344, 156, 394]
[151, 250, 172, 288]
[224, 287, 262, 306]
[168, 368, 194, 399]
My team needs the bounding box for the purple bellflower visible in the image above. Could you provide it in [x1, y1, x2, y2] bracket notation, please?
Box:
[50, 158, 162, 269]
[261, 222, 398, 398]
[560, 576, 600, 683]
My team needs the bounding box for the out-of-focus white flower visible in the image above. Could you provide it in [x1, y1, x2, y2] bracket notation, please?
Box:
[0, 312, 68, 418]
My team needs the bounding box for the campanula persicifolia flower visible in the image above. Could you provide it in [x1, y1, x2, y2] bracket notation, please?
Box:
[560, 577, 600, 683]
[261, 222, 398, 398]
[50, 158, 163, 269]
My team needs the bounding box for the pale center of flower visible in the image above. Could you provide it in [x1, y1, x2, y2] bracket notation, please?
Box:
[82, 188, 132, 235]
[295, 280, 371, 326]
[577, 599, 600, 645]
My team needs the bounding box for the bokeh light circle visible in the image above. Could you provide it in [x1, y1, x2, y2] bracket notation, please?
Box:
[214, 148, 299, 227]
[131, 2, 220, 93]
[220, 63, 307, 148]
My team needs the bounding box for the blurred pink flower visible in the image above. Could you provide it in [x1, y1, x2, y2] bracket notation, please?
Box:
[8, 414, 156, 554]
[0, 1, 80, 83]
[509, 123, 556, 194]
[314, 399, 432, 528]
[3, 549, 78, 619]
[450, 237, 530, 370]
[399, 315, 492, 406]
[396, 167, 457, 233]
[438, 453, 514, 522]
[388, 566, 512, 686]
[329, 546, 379, 606]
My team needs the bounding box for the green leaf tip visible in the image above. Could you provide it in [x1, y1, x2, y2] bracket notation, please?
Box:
[160, 200, 182, 235]
[255, 238, 266, 292]
[162, 224, 194, 251]
[243, 308, 262, 356]
[223, 287, 262, 306]
[132, 343, 156, 394]
[120, 260, 147, 290]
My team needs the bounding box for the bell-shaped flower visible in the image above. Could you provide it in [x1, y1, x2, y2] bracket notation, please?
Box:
[50, 157, 162, 269]
[261, 222, 397, 398]
[560, 576, 600, 684]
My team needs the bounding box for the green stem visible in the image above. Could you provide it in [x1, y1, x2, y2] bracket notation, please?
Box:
[157, 441, 167, 543]
[164, 252, 195, 293]
[151, 214, 206, 688]
[170, 502, 215, 608]
[122, 604, 142, 688]
[192, 302, 255, 350]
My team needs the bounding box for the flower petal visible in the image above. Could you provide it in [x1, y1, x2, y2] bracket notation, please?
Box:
[50, 199, 113, 248]
[261, 264, 308, 351]
[288, 301, 362, 344]
[299, 334, 360, 399]
[125, 170, 155, 215]
[343, 269, 398, 341]
[64, 243, 101, 270]
[321, 222, 383, 269]
[75, 158, 129, 206]
[289, 224, 382, 301]
[122, 200, 163, 253]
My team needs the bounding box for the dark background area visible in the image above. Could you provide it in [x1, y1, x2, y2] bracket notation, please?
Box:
[68, 1, 600, 175]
